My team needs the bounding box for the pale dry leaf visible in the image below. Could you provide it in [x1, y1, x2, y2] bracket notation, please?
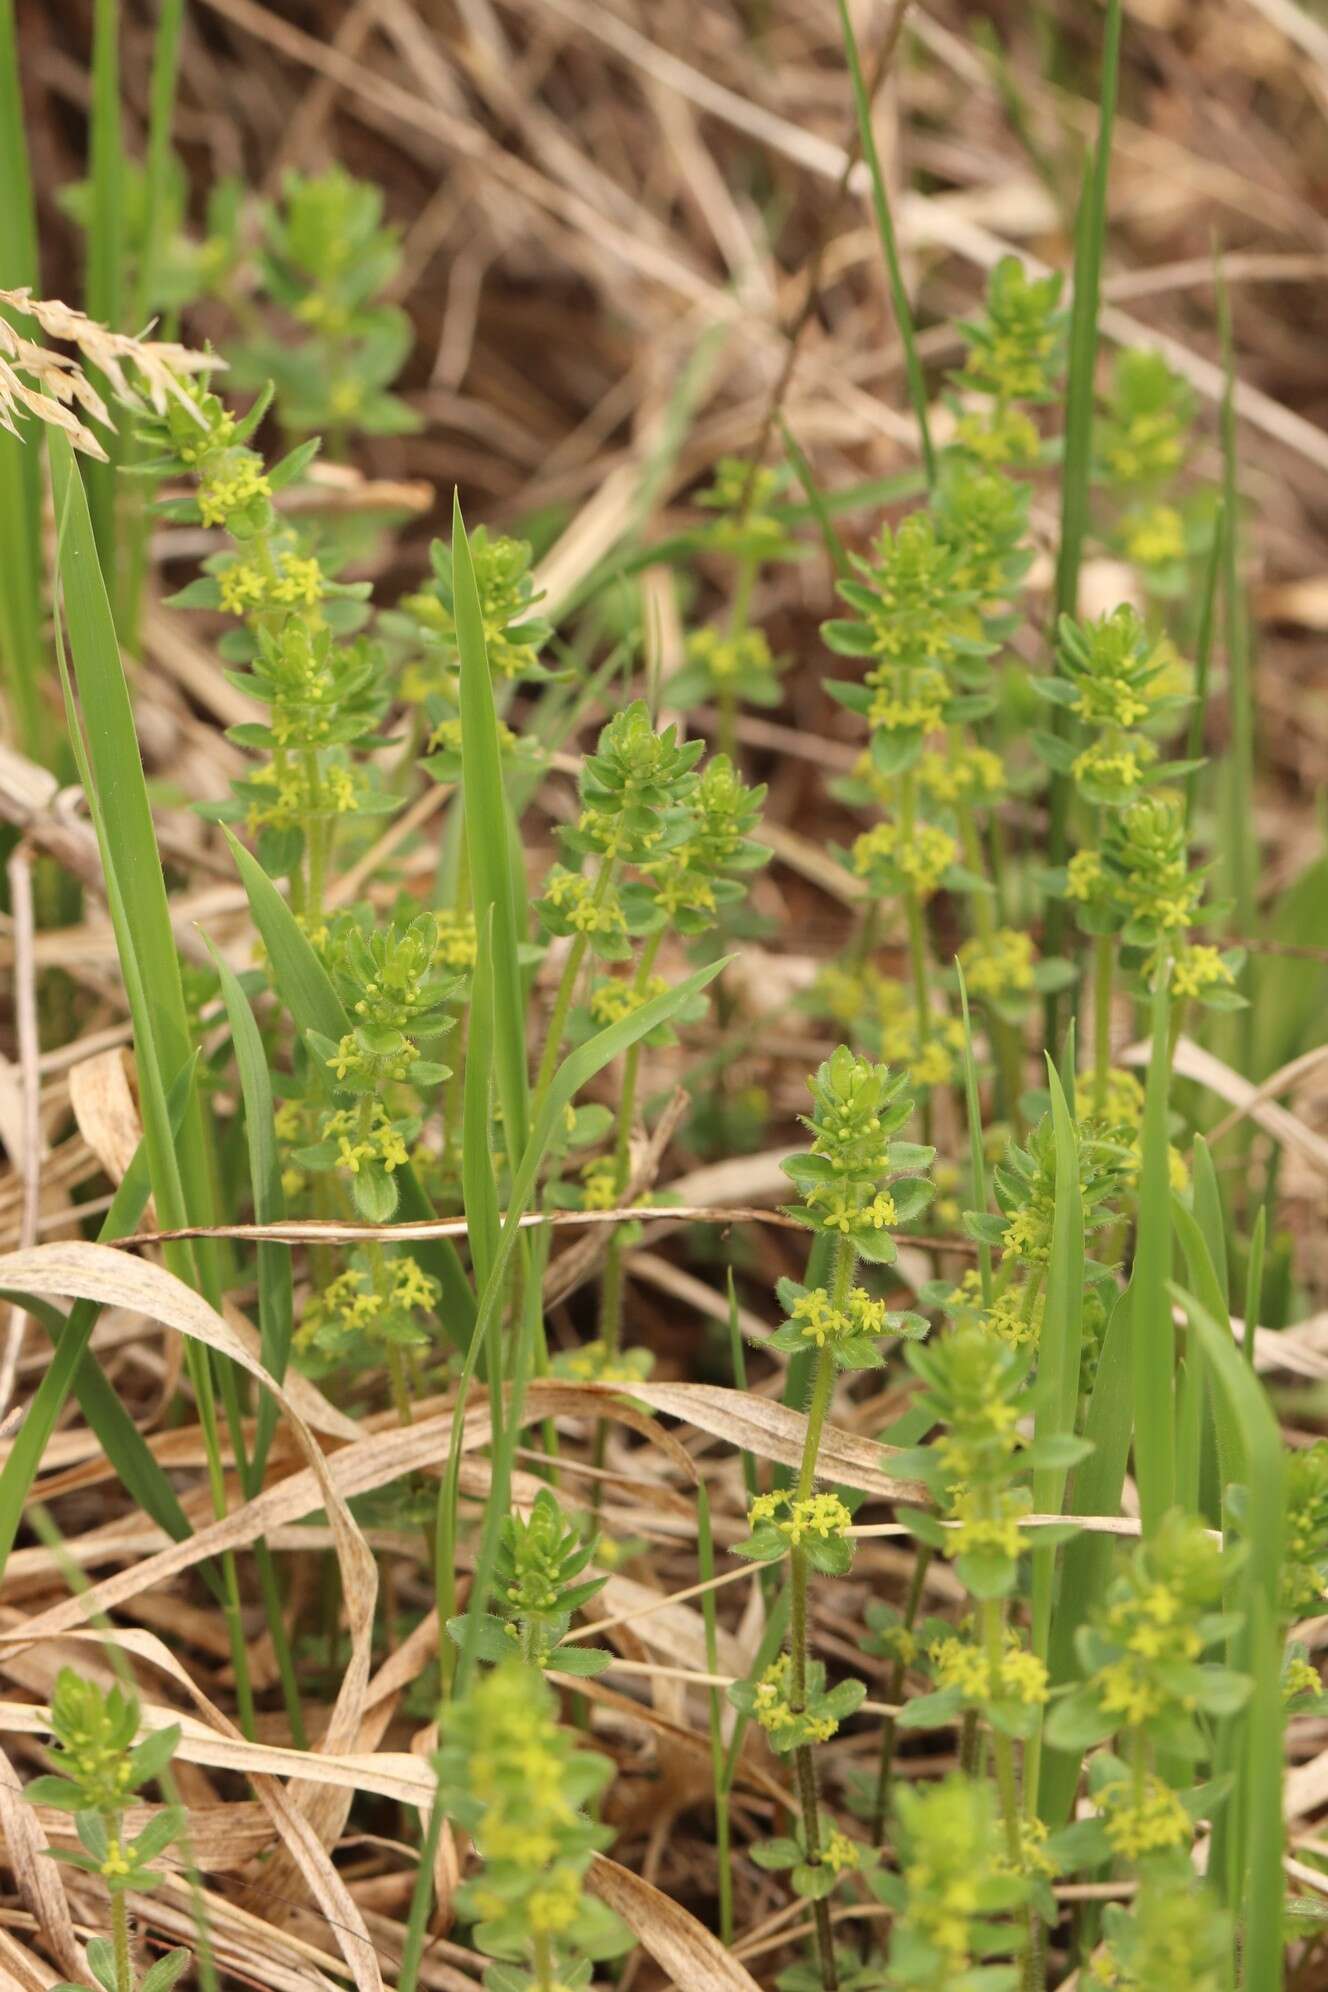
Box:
[67, 1047, 146, 1190]
[588, 1852, 765, 1991]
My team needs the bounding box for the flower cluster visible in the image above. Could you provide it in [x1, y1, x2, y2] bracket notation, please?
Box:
[895, 1326, 1037, 1601]
[297, 1250, 438, 1368]
[874, 1774, 1027, 1988]
[1097, 349, 1204, 597]
[1087, 1873, 1230, 1992]
[296, 911, 458, 1219]
[435, 1660, 629, 1981]
[970, 1107, 1132, 1271]
[25, 1672, 189, 1992]
[141, 381, 381, 912]
[730, 1653, 866, 1755]
[752, 1821, 879, 1907]
[228, 166, 418, 441]
[781, 1045, 933, 1262]
[1047, 1512, 1246, 1785]
[1036, 606, 1190, 813]
[1281, 1441, 1328, 1620]
[766, 1276, 925, 1369]
[737, 1490, 856, 1576]
[446, 1488, 612, 1676]
[670, 624, 786, 709]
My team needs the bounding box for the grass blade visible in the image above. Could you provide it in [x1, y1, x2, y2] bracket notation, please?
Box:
[1174, 1283, 1285, 1983]
[834, 0, 935, 485]
[0, 0, 44, 761]
[452, 492, 530, 1175]
[1131, 972, 1175, 1532]
[84, 0, 125, 577]
[1044, 0, 1123, 1013]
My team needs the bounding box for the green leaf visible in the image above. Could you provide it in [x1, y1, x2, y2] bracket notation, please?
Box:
[453, 493, 529, 1176]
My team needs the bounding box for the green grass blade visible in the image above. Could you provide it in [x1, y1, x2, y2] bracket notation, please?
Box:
[834, 0, 935, 485]
[777, 416, 849, 579]
[1243, 1204, 1266, 1368]
[1131, 973, 1175, 1532]
[223, 826, 476, 1345]
[1173, 1284, 1285, 1984]
[1216, 254, 1258, 1097]
[452, 493, 530, 1176]
[1184, 497, 1224, 836]
[1026, 1059, 1085, 1801]
[206, 939, 292, 1485]
[461, 904, 501, 1300]
[134, 0, 185, 328]
[1044, 0, 1123, 1007]
[0, 0, 44, 761]
[85, 0, 125, 576]
[1052, 0, 1122, 626]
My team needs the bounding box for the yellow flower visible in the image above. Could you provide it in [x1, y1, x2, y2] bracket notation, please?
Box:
[1098, 1774, 1191, 1859]
[957, 926, 1036, 1001]
[1124, 503, 1186, 569]
[1171, 944, 1234, 1001]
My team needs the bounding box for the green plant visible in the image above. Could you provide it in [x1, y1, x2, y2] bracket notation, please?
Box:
[435, 1658, 630, 1991]
[25, 1671, 188, 1992]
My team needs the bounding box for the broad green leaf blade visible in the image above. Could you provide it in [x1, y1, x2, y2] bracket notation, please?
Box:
[453, 492, 530, 1178]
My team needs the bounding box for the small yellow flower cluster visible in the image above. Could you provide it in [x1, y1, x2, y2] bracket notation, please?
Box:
[541, 867, 628, 944]
[821, 1830, 863, 1875]
[918, 742, 1006, 805]
[246, 758, 357, 833]
[433, 908, 478, 969]
[992, 1812, 1057, 1880]
[524, 1866, 581, 1934]
[873, 981, 967, 1089]
[428, 713, 519, 759]
[1284, 1655, 1320, 1703]
[945, 1488, 1030, 1562]
[321, 1101, 411, 1175]
[953, 405, 1041, 467]
[788, 1285, 889, 1349]
[649, 859, 716, 921]
[1171, 944, 1234, 1001]
[1002, 1203, 1053, 1265]
[1072, 675, 1151, 729]
[948, 1268, 1044, 1349]
[198, 456, 270, 527]
[850, 820, 957, 900]
[751, 1655, 838, 1747]
[297, 1251, 438, 1353]
[685, 625, 774, 683]
[580, 1160, 619, 1211]
[550, 1338, 652, 1385]
[1071, 737, 1155, 797]
[865, 671, 950, 736]
[806, 1185, 897, 1237]
[590, 973, 669, 1027]
[957, 926, 1036, 1002]
[1123, 503, 1185, 569]
[1067, 849, 1106, 902]
[1097, 1773, 1191, 1859]
[747, 1489, 853, 1548]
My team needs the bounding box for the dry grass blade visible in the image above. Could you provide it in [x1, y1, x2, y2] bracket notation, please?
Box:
[587, 1853, 765, 1991]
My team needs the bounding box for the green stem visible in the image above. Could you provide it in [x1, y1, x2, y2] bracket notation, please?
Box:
[784, 1244, 853, 1992]
[600, 928, 665, 1358]
[111, 1880, 132, 1992]
[532, 935, 587, 1116]
[981, 1597, 1038, 1992]
[1092, 932, 1113, 1115]
[532, 1930, 555, 1992]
